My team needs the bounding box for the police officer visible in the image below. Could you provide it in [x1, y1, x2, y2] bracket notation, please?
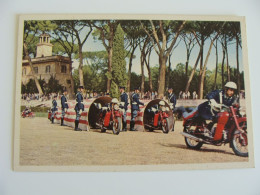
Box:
[119, 86, 128, 131]
[167, 87, 177, 110]
[61, 89, 69, 126]
[179, 81, 238, 142]
[130, 87, 144, 131]
[51, 95, 58, 124]
[74, 86, 84, 131]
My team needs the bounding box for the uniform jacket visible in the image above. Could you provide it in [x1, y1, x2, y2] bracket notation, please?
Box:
[131, 93, 144, 111]
[61, 95, 69, 109]
[198, 89, 236, 120]
[168, 93, 177, 107]
[75, 91, 84, 111]
[51, 99, 57, 112]
[120, 92, 128, 110]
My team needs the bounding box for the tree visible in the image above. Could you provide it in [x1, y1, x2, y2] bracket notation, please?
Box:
[230, 22, 242, 93]
[51, 21, 81, 98]
[121, 20, 143, 92]
[23, 20, 55, 95]
[92, 20, 119, 93]
[141, 20, 186, 97]
[110, 24, 127, 98]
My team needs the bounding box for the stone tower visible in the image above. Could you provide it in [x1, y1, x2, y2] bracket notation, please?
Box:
[36, 33, 53, 58]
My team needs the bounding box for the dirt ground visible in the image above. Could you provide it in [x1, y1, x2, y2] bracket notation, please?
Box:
[19, 117, 248, 166]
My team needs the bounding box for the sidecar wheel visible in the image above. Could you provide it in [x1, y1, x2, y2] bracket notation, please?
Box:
[112, 117, 121, 135]
[162, 118, 170, 134]
[230, 122, 248, 157]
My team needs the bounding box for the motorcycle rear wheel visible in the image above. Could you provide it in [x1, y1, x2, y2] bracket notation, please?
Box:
[184, 127, 203, 150]
[162, 118, 170, 134]
[230, 122, 248, 157]
[112, 117, 121, 135]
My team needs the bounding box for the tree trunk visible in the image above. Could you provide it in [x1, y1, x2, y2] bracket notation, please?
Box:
[213, 39, 218, 90]
[78, 44, 84, 88]
[166, 53, 172, 89]
[199, 38, 216, 99]
[221, 45, 226, 89]
[198, 38, 204, 99]
[144, 49, 153, 92]
[236, 36, 241, 94]
[157, 55, 167, 98]
[225, 39, 230, 82]
[127, 46, 136, 92]
[185, 49, 191, 82]
[127, 55, 133, 92]
[140, 56, 145, 97]
[185, 48, 201, 93]
[23, 42, 43, 95]
[107, 47, 113, 93]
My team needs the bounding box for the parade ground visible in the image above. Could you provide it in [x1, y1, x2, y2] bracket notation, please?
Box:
[19, 117, 248, 166]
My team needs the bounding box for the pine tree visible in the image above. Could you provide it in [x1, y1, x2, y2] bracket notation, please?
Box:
[110, 24, 127, 98]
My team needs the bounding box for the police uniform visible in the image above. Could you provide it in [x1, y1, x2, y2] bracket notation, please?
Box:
[198, 89, 236, 120]
[130, 89, 144, 131]
[74, 88, 84, 131]
[61, 93, 68, 126]
[119, 87, 128, 131]
[168, 91, 177, 110]
[51, 97, 57, 123]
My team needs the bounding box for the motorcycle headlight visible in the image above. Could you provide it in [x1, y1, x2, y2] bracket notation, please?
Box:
[114, 104, 119, 110]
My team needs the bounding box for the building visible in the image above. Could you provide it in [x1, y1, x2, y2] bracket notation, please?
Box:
[22, 33, 74, 96]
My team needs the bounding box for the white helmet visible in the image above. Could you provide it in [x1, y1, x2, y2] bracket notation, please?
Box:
[225, 82, 237, 90]
[111, 98, 119, 104]
[159, 100, 165, 106]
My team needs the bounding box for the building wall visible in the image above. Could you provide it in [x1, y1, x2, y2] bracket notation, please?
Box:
[22, 59, 72, 93]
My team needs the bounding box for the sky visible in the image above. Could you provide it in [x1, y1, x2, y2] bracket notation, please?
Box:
[68, 22, 243, 77]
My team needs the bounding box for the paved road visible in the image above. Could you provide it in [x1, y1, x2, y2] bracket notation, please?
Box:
[20, 117, 248, 166]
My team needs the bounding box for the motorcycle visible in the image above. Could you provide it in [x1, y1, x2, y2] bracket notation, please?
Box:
[21, 109, 35, 118]
[145, 104, 171, 133]
[96, 101, 122, 135]
[181, 103, 248, 157]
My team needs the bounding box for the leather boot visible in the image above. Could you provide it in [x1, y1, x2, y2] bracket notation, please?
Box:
[61, 118, 64, 126]
[122, 122, 127, 131]
[51, 117, 54, 124]
[130, 121, 136, 131]
[74, 120, 78, 130]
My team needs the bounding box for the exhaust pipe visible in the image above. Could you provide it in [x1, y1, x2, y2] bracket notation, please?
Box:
[181, 132, 203, 142]
[181, 132, 212, 144]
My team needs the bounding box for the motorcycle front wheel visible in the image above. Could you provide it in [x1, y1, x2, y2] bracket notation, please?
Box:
[112, 117, 121, 135]
[230, 122, 248, 157]
[184, 127, 203, 150]
[162, 118, 170, 134]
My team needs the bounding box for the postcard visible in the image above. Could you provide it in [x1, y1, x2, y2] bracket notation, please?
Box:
[14, 14, 254, 171]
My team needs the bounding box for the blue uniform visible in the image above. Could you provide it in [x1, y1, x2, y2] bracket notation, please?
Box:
[198, 89, 236, 120]
[74, 91, 84, 120]
[61, 95, 68, 120]
[130, 93, 144, 130]
[168, 92, 177, 109]
[120, 92, 128, 110]
[51, 99, 57, 122]
[120, 92, 128, 129]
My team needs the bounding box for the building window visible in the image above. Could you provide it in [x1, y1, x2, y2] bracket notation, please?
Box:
[61, 65, 67, 73]
[33, 67, 38, 74]
[67, 79, 71, 84]
[46, 65, 50, 73]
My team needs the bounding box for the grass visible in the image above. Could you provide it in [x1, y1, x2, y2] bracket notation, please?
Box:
[35, 112, 48, 118]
